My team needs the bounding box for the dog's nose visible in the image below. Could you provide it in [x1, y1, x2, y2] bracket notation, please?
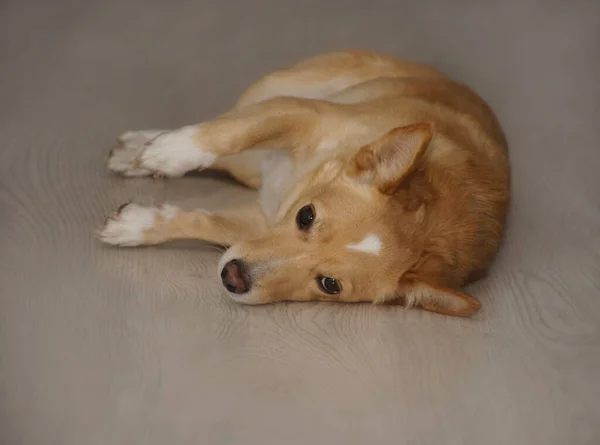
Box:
[220, 259, 250, 294]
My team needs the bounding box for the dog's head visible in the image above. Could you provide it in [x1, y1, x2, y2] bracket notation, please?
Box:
[219, 123, 506, 317]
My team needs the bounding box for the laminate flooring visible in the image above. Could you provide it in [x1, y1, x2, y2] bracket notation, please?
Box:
[1, 1, 599, 444]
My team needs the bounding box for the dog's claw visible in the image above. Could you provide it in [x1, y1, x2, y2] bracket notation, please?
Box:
[104, 202, 131, 223]
[117, 201, 132, 214]
[104, 212, 118, 225]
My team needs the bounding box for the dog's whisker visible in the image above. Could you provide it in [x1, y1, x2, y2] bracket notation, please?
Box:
[203, 245, 227, 254]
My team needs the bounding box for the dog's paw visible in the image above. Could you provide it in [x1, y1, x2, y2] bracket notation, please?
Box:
[96, 202, 161, 246]
[137, 126, 217, 177]
[107, 130, 165, 177]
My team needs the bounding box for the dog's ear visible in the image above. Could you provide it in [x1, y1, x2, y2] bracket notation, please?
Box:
[404, 282, 481, 317]
[347, 123, 434, 194]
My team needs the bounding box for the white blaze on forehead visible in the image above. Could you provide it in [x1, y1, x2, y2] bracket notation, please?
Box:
[346, 234, 382, 255]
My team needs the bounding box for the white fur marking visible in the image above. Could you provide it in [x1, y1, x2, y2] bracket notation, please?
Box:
[139, 126, 216, 177]
[97, 203, 180, 246]
[346, 234, 382, 255]
[160, 204, 180, 221]
[97, 204, 157, 246]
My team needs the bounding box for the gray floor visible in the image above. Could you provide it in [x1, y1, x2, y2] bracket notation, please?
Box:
[1, 1, 599, 444]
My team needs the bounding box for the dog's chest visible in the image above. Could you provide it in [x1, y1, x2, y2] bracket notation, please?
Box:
[258, 151, 296, 224]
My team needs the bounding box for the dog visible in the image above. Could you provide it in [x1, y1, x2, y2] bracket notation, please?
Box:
[97, 51, 510, 317]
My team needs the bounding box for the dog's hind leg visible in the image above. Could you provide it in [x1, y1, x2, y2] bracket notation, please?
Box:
[106, 96, 351, 179]
[97, 202, 268, 247]
[107, 128, 269, 189]
[196, 53, 388, 187]
[105, 123, 272, 191]
[232, 51, 442, 109]
[106, 52, 439, 180]
[183, 52, 419, 186]
[104, 52, 376, 180]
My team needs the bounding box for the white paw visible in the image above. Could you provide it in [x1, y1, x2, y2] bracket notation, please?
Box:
[97, 203, 162, 246]
[107, 130, 166, 176]
[139, 126, 216, 177]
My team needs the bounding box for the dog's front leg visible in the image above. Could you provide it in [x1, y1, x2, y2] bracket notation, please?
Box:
[97, 202, 268, 247]
[107, 97, 337, 177]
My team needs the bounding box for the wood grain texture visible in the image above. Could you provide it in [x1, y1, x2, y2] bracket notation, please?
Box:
[1, 1, 599, 444]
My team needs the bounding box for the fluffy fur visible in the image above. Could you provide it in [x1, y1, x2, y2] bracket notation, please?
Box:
[98, 51, 510, 317]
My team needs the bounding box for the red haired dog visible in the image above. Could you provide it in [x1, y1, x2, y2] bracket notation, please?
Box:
[98, 51, 510, 317]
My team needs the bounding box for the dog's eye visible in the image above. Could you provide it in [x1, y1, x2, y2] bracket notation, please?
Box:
[296, 204, 315, 231]
[317, 276, 341, 294]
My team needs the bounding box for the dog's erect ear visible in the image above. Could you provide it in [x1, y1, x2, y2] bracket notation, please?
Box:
[347, 123, 434, 194]
[405, 282, 481, 317]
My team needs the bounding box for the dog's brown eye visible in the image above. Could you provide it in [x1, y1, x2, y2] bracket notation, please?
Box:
[317, 276, 340, 294]
[296, 204, 315, 230]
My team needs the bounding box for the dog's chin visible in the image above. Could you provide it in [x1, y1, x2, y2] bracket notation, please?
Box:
[225, 290, 267, 305]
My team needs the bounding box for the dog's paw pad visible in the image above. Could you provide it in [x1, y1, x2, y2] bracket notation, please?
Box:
[96, 203, 158, 246]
